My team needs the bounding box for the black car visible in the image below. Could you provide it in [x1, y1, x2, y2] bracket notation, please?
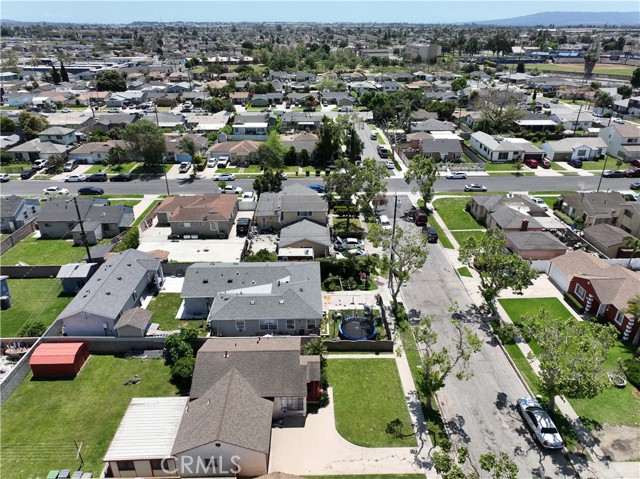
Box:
[86, 172, 108, 182]
[631, 182, 640, 190]
[110, 173, 132, 182]
[78, 186, 104, 195]
[20, 168, 36, 179]
[236, 218, 251, 236]
[602, 170, 626, 178]
[567, 158, 583, 168]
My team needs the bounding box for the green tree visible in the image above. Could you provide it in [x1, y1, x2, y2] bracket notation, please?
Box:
[521, 309, 617, 411]
[170, 355, 195, 391]
[404, 154, 439, 206]
[617, 85, 633, 99]
[192, 153, 206, 177]
[594, 91, 614, 110]
[243, 248, 278, 262]
[324, 158, 364, 231]
[252, 168, 283, 195]
[625, 236, 640, 268]
[258, 131, 286, 170]
[18, 320, 47, 337]
[18, 111, 50, 140]
[450, 77, 467, 92]
[314, 116, 341, 167]
[631, 67, 640, 89]
[50, 64, 61, 85]
[345, 125, 364, 162]
[177, 136, 197, 159]
[516, 62, 525, 74]
[583, 50, 599, 78]
[96, 70, 127, 92]
[121, 119, 166, 164]
[479, 452, 519, 479]
[299, 149, 310, 167]
[358, 157, 389, 215]
[107, 145, 128, 166]
[0, 116, 16, 133]
[514, 158, 523, 175]
[475, 89, 524, 133]
[89, 129, 110, 142]
[59, 61, 69, 82]
[284, 146, 298, 166]
[302, 337, 328, 360]
[459, 228, 538, 310]
[114, 227, 140, 252]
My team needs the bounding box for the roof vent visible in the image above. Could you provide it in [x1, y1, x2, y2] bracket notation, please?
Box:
[106, 291, 111, 295]
[203, 279, 208, 284]
[250, 300, 255, 305]
[227, 279, 233, 283]
[279, 300, 285, 304]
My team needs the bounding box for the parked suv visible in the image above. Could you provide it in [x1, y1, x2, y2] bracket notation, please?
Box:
[86, 173, 108, 182]
[64, 160, 79, 172]
[524, 158, 538, 168]
[412, 210, 428, 226]
[568, 158, 583, 168]
[33, 159, 49, 170]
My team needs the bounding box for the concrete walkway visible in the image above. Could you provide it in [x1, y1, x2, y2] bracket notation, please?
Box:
[132, 194, 161, 218]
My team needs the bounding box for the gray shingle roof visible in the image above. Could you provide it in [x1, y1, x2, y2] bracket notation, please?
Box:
[279, 219, 331, 248]
[57, 249, 160, 321]
[277, 184, 328, 213]
[490, 207, 543, 230]
[173, 368, 272, 455]
[0, 195, 25, 218]
[190, 337, 311, 399]
[583, 224, 631, 247]
[38, 197, 109, 222]
[115, 307, 153, 330]
[505, 231, 567, 251]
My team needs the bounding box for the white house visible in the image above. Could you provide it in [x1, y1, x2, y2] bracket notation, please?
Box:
[469, 131, 544, 163]
[38, 127, 77, 145]
[540, 137, 608, 162]
[598, 123, 640, 161]
[231, 122, 269, 140]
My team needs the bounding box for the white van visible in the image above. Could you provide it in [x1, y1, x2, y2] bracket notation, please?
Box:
[379, 215, 392, 230]
[217, 155, 230, 168]
[63, 160, 78, 172]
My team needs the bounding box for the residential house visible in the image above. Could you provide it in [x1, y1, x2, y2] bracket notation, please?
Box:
[57, 249, 163, 336]
[0, 195, 40, 233]
[4, 92, 34, 107]
[93, 113, 139, 132]
[181, 262, 323, 336]
[470, 132, 545, 163]
[6, 139, 72, 161]
[556, 111, 596, 131]
[168, 71, 190, 82]
[231, 121, 268, 140]
[548, 250, 640, 343]
[418, 138, 463, 162]
[255, 184, 328, 232]
[251, 92, 284, 107]
[410, 119, 456, 134]
[583, 224, 633, 258]
[37, 127, 76, 145]
[505, 231, 568, 260]
[411, 109, 439, 122]
[184, 111, 232, 132]
[319, 92, 354, 106]
[598, 123, 640, 161]
[616, 201, 640, 237]
[166, 82, 192, 94]
[106, 91, 146, 107]
[140, 112, 186, 129]
[76, 91, 110, 106]
[280, 112, 324, 130]
[513, 113, 561, 132]
[349, 81, 377, 96]
[164, 134, 208, 162]
[540, 137, 608, 162]
[68, 140, 129, 164]
[291, 71, 316, 82]
[45, 110, 95, 130]
[56, 262, 98, 294]
[206, 140, 260, 166]
[229, 91, 250, 105]
[376, 81, 403, 93]
[156, 194, 238, 239]
[278, 219, 331, 258]
[281, 132, 318, 159]
[488, 207, 544, 232]
[469, 194, 549, 226]
[558, 192, 626, 228]
[37, 197, 134, 244]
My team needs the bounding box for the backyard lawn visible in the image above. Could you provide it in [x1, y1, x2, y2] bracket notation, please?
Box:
[145, 293, 187, 331]
[0, 279, 73, 337]
[433, 197, 483, 231]
[498, 297, 640, 429]
[326, 358, 415, 447]
[1, 234, 87, 266]
[0, 355, 176, 478]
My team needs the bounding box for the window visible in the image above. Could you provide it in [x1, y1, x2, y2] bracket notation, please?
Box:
[183, 222, 191, 228]
[574, 283, 586, 301]
[307, 319, 316, 330]
[117, 461, 135, 472]
[235, 320, 245, 332]
[624, 210, 633, 218]
[286, 319, 295, 330]
[498, 153, 509, 160]
[260, 319, 277, 330]
[614, 311, 624, 326]
[150, 459, 163, 470]
[284, 397, 304, 411]
[297, 211, 312, 217]
[576, 150, 586, 157]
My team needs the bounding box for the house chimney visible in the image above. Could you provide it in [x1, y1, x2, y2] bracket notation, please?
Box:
[520, 220, 529, 231]
[224, 351, 228, 358]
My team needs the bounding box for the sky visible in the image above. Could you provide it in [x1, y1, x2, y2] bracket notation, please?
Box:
[1, 0, 638, 24]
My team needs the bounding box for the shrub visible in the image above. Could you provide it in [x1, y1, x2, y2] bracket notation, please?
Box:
[563, 292, 584, 314]
[622, 359, 640, 389]
[113, 227, 140, 252]
[170, 355, 195, 391]
[18, 320, 47, 337]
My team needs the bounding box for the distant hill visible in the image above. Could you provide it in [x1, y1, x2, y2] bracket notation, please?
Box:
[474, 11, 639, 27]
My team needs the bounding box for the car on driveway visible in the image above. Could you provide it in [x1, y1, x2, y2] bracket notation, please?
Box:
[530, 197, 549, 210]
[213, 173, 235, 181]
[624, 169, 640, 178]
[336, 249, 366, 259]
[78, 186, 104, 195]
[220, 185, 243, 195]
[517, 397, 564, 450]
[464, 183, 487, 192]
[539, 158, 551, 169]
[110, 173, 132, 182]
[241, 191, 255, 201]
[602, 170, 626, 178]
[20, 168, 37, 180]
[86, 172, 108, 182]
[43, 186, 69, 195]
[0, 173, 10, 182]
[178, 162, 191, 173]
[65, 174, 86, 182]
[613, 117, 625, 124]
[206, 158, 217, 168]
[334, 237, 364, 252]
[567, 158, 583, 168]
[446, 171, 467, 179]
[308, 184, 325, 193]
[631, 182, 640, 190]
[524, 158, 538, 168]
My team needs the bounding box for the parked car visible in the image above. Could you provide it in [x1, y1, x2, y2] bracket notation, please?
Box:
[217, 155, 230, 168]
[446, 171, 467, 179]
[60, 108, 71, 113]
[412, 210, 428, 226]
[107, 108, 120, 113]
[625, 169, 640, 178]
[308, 184, 325, 193]
[20, 169, 37, 180]
[206, 158, 217, 168]
[213, 173, 235, 181]
[539, 158, 551, 169]
[0, 173, 10, 182]
[178, 162, 191, 173]
[464, 184, 487, 192]
[63, 160, 79, 172]
[43, 186, 69, 195]
[334, 237, 364, 251]
[280, 172, 288, 180]
[517, 397, 564, 450]
[236, 217, 251, 236]
[530, 197, 549, 210]
[65, 174, 87, 182]
[630, 182, 640, 190]
[370, 132, 377, 140]
[241, 191, 255, 201]
[78, 186, 104, 195]
[385, 160, 395, 169]
[86, 173, 108, 182]
[33, 159, 49, 170]
[336, 249, 366, 259]
[630, 159, 640, 169]
[524, 158, 538, 168]
[602, 170, 626, 178]
[423, 226, 439, 243]
[378, 215, 392, 230]
[567, 158, 583, 168]
[377, 146, 389, 158]
[220, 185, 243, 195]
[613, 117, 625, 124]
[110, 173, 132, 182]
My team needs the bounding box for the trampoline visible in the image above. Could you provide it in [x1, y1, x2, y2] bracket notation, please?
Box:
[339, 316, 377, 341]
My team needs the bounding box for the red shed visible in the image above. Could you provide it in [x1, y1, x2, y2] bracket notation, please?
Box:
[30, 342, 89, 378]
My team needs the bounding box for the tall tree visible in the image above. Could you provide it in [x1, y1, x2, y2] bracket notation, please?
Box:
[191, 153, 206, 178]
[345, 125, 364, 162]
[625, 236, 640, 268]
[177, 136, 197, 159]
[121, 119, 166, 164]
[459, 228, 538, 310]
[59, 61, 69, 82]
[594, 91, 614, 110]
[631, 67, 640, 89]
[357, 157, 389, 215]
[404, 154, 439, 206]
[50, 64, 61, 85]
[0, 116, 16, 133]
[475, 89, 524, 133]
[516, 62, 525, 74]
[258, 130, 286, 170]
[583, 50, 599, 79]
[252, 168, 283, 195]
[18, 111, 49, 140]
[96, 70, 127, 92]
[107, 145, 128, 166]
[521, 309, 617, 411]
[324, 158, 364, 231]
[314, 116, 341, 167]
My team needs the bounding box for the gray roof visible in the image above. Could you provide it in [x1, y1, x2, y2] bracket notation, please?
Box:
[57, 249, 160, 321]
[115, 307, 153, 330]
[583, 224, 632, 247]
[506, 231, 567, 251]
[190, 336, 314, 399]
[561, 192, 626, 217]
[0, 195, 26, 218]
[38, 197, 109, 222]
[173, 368, 272, 455]
[256, 184, 327, 217]
[255, 192, 280, 217]
[56, 262, 97, 279]
[39, 126, 75, 136]
[411, 119, 456, 132]
[85, 243, 116, 261]
[490, 207, 543, 230]
[420, 138, 463, 155]
[279, 219, 331, 248]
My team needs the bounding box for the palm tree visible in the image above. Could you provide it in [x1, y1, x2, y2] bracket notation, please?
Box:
[626, 294, 640, 320]
[625, 236, 640, 268]
[583, 51, 599, 79]
[302, 338, 328, 366]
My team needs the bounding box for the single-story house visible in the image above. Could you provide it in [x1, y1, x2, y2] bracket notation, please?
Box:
[254, 184, 328, 232]
[418, 138, 463, 162]
[56, 249, 163, 336]
[93, 113, 139, 132]
[558, 192, 626, 228]
[280, 112, 324, 130]
[29, 342, 89, 378]
[281, 132, 318, 158]
[56, 262, 99, 294]
[181, 262, 323, 336]
[0, 195, 40, 233]
[43, 110, 95, 130]
[164, 134, 208, 162]
[469, 194, 548, 225]
[140, 112, 185, 129]
[582, 224, 633, 258]
[505, 231, 567, 260]
[278, 219, 331, 258]
[206, 140, 260, 166]
[470, 132, 544, 163]
[410, 119, 456, 133]
[540, 137, 608, 162]
[156, 194, 239, 239]
[7, 139, 72, 161]
[68, 140, 129, 164]
[488, 207, 544, 232]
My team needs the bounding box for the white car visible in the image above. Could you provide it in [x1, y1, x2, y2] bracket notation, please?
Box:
[336, 249, 366, 259]
[613, 117, 625, 124]
[213, 173, 236, 181]
[241, 191, 255, 201]
[43, 186, 69, 195]
[446, 171, 467, 179]
[178, 162, 191, 173]
[60, 108, 71, 113]
[517, 397, 564, 450]
[206, 158, 217, 168]
[220, 185, 243, 195]
[530, 197, 549, 210]
[385, 160, 395, 169]
[0, 173, 11, 182]
[334, 236, 364, 251]
[280, 172, 288, 180]
[65, 174, 86, 183]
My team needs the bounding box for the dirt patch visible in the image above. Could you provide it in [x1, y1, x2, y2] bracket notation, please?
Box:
[594, 425, 640, 461]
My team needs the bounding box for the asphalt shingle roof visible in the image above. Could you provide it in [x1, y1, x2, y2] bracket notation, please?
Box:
[279, 219, 331, 248]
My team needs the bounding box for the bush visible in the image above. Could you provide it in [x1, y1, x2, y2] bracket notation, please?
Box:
[491, 321, 519, 345]
[171, 355, 195, 391]
[563, 292, 584, 314]
[622, 359, 640, 389]
[18, 320, 47, 337]
[114, 227, 140, 252]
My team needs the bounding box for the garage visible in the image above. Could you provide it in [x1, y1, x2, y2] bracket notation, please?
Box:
[30, 342, 89, 378]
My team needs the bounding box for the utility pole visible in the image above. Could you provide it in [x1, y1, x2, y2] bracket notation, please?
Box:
[388, 195, 398, 288]
[154, 104, 171, 196]
[573, 103, 584, 137]
[69, 196, 91, 261]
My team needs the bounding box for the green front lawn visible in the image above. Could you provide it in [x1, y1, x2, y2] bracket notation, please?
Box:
[433, 197, 482, 231]
[333, 217, 363, 235]
[85, 162, 140, 174]
[484, 163, 521, 171]
[457, 266, 472, 277]
[582, 156, 621, 171]
[1, 234, 87, 266]
[108, 199, 140, 208]
[326, 359, 416, 447]
[0, 279, 73, 337]
[130, 163, 172, 176]
[0, 355, 177, 478]
[451, 230, 486, 245]
[0, 163, 30, 174]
